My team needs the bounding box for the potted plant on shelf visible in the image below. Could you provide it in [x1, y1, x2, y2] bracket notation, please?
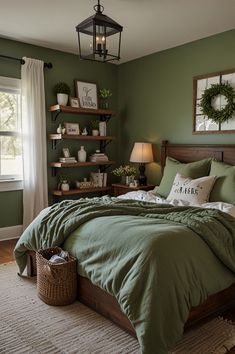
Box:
[99, 88, 112, 109]
[58, 174, 70, 191]
[90, 120, 100, 136]
[53, 82, 71, 106]
[112, 165, 137, 185]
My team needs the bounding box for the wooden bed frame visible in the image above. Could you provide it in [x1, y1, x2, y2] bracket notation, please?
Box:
[27, 141, 235, 337]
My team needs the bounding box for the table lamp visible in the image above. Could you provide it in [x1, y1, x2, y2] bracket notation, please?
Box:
[130, 142, 153, 185]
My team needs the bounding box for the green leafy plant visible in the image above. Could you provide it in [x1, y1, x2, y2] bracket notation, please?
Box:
[91, 120, 100, 130]
[200, 83, 235, 123]
[53, 82, 71, 95]
[112, 165, 137, 177]
[99, 88, 112, 99]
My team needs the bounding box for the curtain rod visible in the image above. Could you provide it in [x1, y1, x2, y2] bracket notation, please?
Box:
[0, 54, 53, 69]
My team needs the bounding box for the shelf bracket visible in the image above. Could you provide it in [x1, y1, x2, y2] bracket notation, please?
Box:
[51, 109, 61, 122]
[51, 167, 57, 177]
[51, 138, 62, 150]
[100, 139, 112, 152]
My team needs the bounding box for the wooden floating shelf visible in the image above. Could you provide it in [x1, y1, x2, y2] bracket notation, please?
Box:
[49, 161, 115, 168]
[52, 186, 112, 196]
[48, 133, 115, 141]
[49, 105, 114, 116]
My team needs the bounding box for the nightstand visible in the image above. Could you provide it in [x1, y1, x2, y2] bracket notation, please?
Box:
[112, 184, 155, 197]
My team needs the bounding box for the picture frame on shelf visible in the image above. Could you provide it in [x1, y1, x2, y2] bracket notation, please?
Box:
[69, 97, 80, 108]
[62, 148, 70, 158]
[65, 122, 80, 135]
[75, 80, 98, 109]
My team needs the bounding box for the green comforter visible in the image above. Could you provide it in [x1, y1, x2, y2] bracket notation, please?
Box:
[14, 197, 235, 354]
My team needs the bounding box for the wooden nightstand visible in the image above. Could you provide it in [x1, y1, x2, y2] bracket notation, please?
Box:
[112, 184, 155, 197]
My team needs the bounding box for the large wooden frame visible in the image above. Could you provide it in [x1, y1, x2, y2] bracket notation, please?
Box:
[27, 140, 235, 336]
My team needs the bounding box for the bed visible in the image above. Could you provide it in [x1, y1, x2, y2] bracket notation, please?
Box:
[15, 141, 235, 354]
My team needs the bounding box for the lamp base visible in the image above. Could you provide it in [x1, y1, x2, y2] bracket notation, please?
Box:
[138, 163, 147, 186]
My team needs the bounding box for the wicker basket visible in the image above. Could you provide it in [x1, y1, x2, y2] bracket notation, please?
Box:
[36, 247, 77, 306]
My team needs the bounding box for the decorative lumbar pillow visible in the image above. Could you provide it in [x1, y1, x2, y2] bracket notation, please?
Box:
[167, 173, 216, 204]
[209, 160, 235, 205]
[156, 157, 212, 198]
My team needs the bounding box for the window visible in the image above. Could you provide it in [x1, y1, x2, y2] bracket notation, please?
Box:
[0, 76, 23, 184]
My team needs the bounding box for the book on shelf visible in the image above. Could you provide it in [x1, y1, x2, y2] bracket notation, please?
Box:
[89, 152, 109, 162]
[59, 157, 77, 163]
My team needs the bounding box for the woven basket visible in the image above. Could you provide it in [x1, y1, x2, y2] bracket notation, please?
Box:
[36, 247, 77, 306]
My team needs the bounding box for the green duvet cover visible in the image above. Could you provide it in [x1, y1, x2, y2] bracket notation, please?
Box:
[14, 197, 235, 354]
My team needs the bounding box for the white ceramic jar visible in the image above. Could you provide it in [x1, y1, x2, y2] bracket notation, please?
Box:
[61, 180, 70, 191]
[78, 146, 87, 162]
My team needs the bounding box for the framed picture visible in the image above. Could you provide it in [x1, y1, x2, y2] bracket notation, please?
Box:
[193, 68, 235, 134]
[75, 80, 98, 109]
[65, 122, 80, 135]
[69, 97, 80, 108]
[62, 148, 70, 158]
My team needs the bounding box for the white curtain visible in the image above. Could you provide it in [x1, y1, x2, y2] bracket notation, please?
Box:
[21, 57, 48, 229]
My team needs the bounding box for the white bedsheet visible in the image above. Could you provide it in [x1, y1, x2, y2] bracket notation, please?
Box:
[118, 190, 235, 218]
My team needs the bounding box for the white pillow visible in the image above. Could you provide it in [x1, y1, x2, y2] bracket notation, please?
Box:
[167, 173, 216, 205]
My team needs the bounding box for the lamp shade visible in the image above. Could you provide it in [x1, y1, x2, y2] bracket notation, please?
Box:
[130, 143, 153, 163]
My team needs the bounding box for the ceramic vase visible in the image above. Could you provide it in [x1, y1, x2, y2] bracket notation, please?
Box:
[78, 146, 87, 162]
[61, 181, 69, 191]
[92, 129, 99, 136]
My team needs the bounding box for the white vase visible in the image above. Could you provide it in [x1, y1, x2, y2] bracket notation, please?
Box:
[61, 181, 69, 191]
[99, 121, 106, 136]
[78, 146, 87, 162]
[57, 93, 68, 106]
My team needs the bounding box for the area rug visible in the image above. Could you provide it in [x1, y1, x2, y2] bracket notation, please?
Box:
[1, 263, 235, 354]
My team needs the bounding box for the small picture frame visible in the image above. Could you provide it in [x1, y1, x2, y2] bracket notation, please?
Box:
[75, 80, 98, 109]
[69, 97, 80, 108]
[65, 122, 80, 135]
[62, 148, 70, 158]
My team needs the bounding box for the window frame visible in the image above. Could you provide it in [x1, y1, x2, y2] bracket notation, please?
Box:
[0, 76, 23, 191]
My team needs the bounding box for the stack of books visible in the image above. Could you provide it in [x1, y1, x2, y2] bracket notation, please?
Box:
[59, 157, 77, 163]
[89, 152, 109, 162]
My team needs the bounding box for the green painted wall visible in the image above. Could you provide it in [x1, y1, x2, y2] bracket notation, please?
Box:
[117, 29, 235, 185]
[0, 37, 118, 228]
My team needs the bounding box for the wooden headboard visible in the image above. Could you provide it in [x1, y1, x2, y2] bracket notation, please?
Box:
[161, 140, 235, 168]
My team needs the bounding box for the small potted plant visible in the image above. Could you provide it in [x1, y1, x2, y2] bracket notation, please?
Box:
[91, 120, 100, 136]
[58, 174, 70, 191]
[99, 88, 112, 109]
[53, 82, 71, 106]
[112, 165, 137, 185]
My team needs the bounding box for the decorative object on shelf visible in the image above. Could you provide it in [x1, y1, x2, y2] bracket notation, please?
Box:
[200, 83, 235, 124]
[89, 150, 108, 162]
[61, 180, 70, 192]
[81, 127, 88, 136]
[112, 165, 137, 185]
[75, 80, 98, 109]
[77, 146, 87, 162]
[193, 69, 235, 134]
[75, 0, 123, 63]
[59, 157, 77, 163]
[99, 88, 112, 109]
[91, 171, 107, 187]
[69, 97, 80, 108]
[57, 124, 62, 134]
[62, 147, 70, 158]
[130, 142, 153, 186]
[65, 122, 80, 135]
[58, 174, 70, 190]
[99, 121, 107, 136]
[91, 120, 100, 136]
[53, 82, 71, 106]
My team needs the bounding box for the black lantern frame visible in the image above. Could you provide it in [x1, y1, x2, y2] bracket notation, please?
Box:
[76, 0, 123, 62]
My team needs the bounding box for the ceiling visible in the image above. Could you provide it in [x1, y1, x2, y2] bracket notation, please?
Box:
[0, 0, 235, 64]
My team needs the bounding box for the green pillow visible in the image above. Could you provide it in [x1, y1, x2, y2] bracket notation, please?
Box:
[156, 157, 212, 198]
[209, 160, 235, 204]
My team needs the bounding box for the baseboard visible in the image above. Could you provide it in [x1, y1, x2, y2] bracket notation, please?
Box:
[0, 225, 23, 241]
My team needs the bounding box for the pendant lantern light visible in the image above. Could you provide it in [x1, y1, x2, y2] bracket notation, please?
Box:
[76, 0, 123, 62]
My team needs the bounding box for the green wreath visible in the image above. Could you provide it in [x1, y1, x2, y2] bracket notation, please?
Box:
[200, 83, 235, 123]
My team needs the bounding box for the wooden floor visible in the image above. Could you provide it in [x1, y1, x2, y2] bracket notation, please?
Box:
[1, 239, 235, 353]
